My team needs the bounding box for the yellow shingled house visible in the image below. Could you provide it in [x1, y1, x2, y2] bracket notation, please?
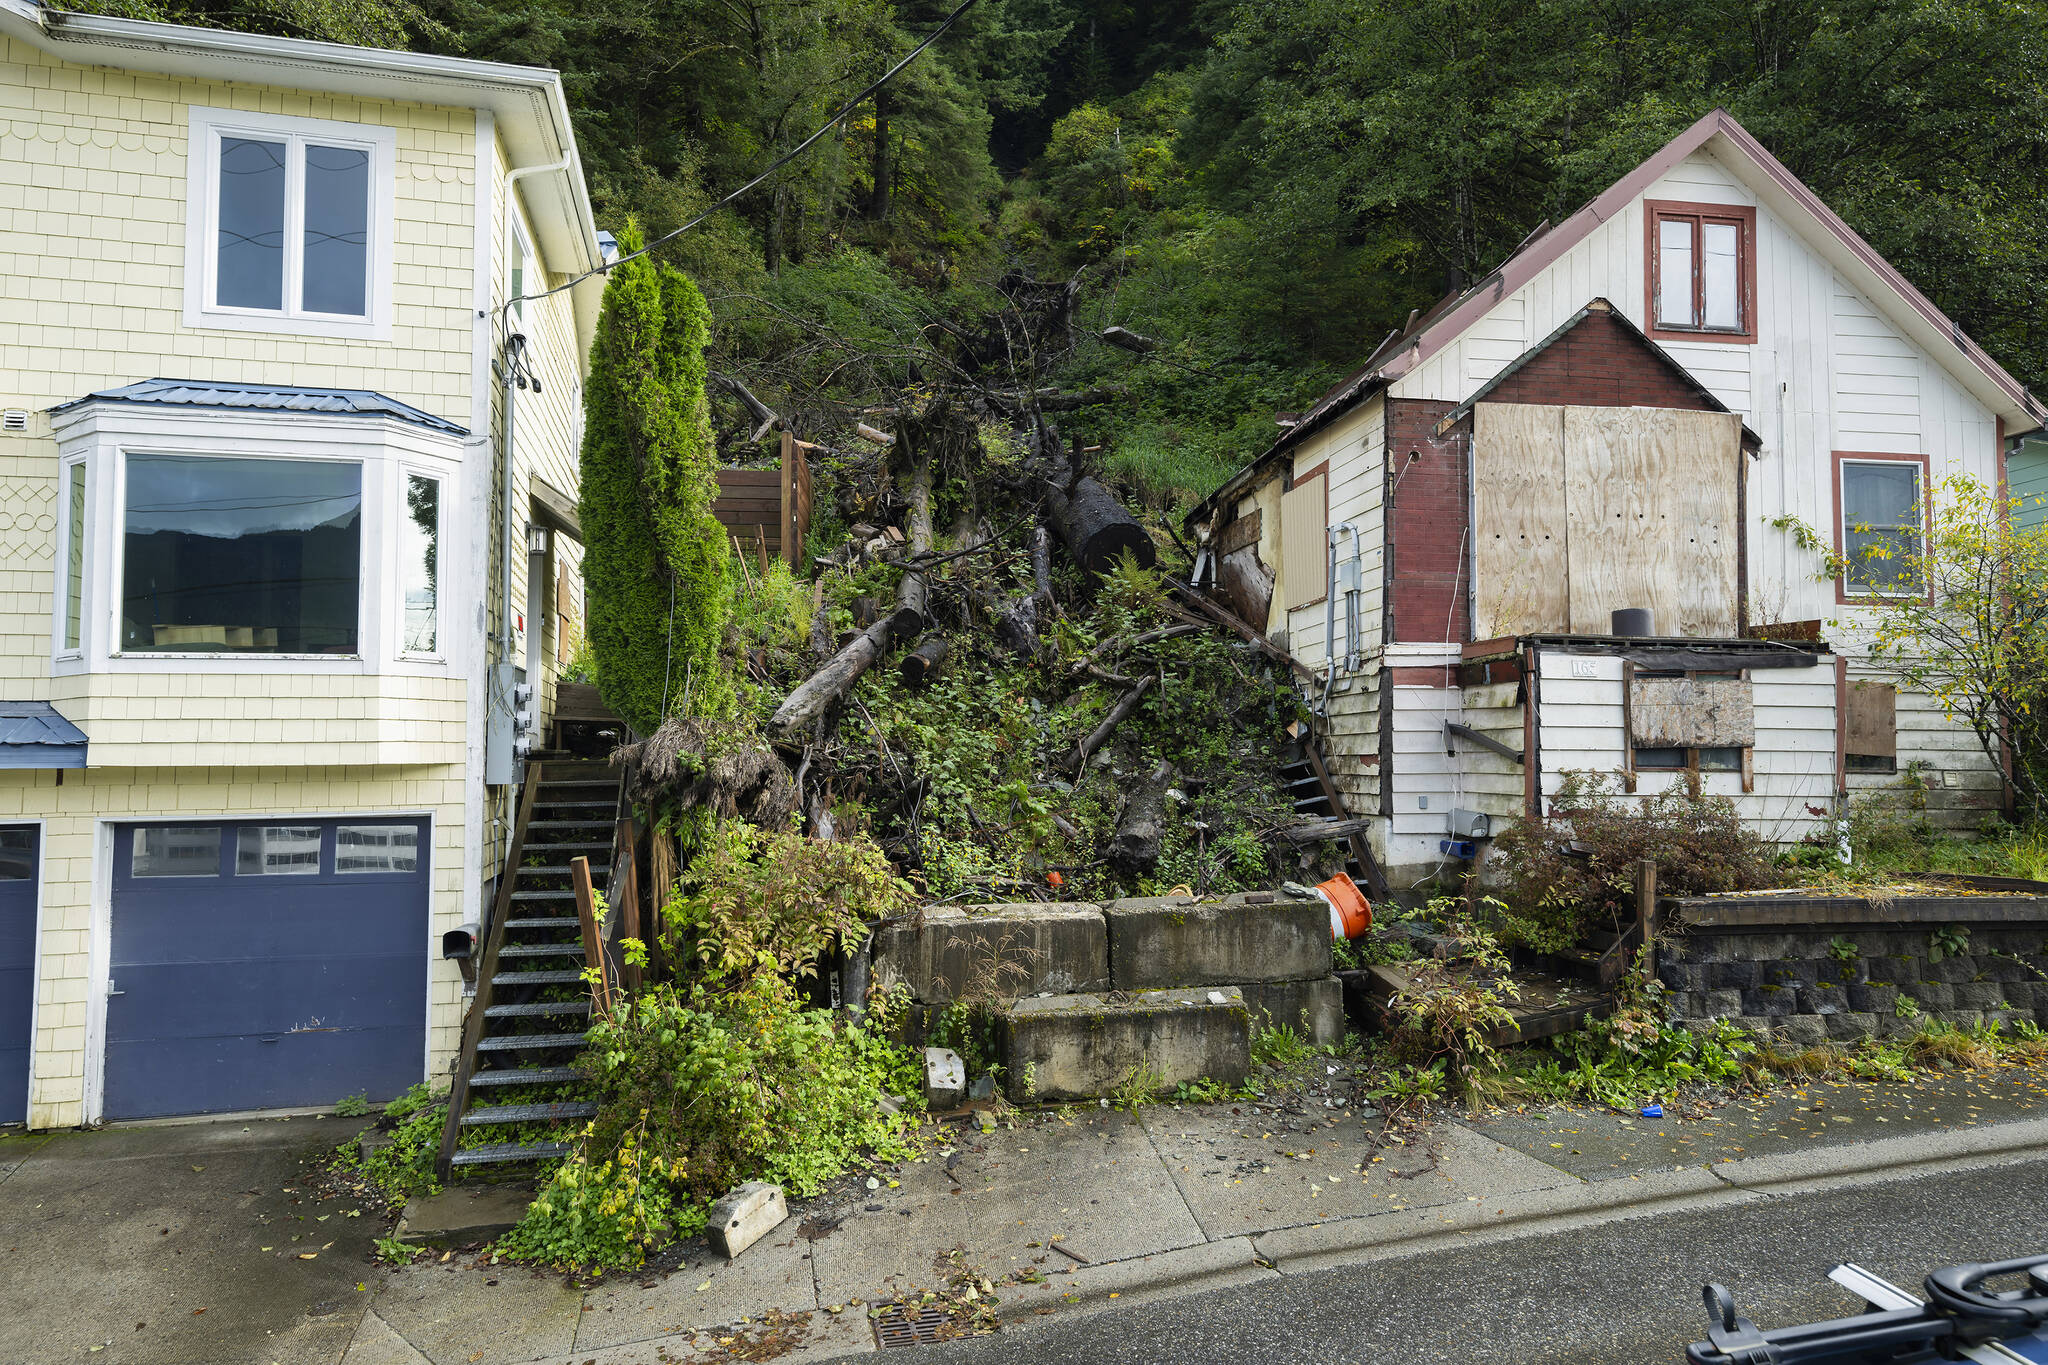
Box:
[0, 0, 607, 1128]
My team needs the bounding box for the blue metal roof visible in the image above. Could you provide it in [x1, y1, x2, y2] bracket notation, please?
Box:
[56, 379, 468, 436]
[0, 702, 87, 770]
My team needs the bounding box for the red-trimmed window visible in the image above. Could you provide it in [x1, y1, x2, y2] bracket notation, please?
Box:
[1835, 453, 1928, 599]
[1644, 201, 1756, 343]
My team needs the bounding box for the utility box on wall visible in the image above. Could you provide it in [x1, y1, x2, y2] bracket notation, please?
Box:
[485, 663, 534, 786]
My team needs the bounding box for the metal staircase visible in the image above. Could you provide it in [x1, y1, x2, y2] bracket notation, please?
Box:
[434, 759, 621, 1177]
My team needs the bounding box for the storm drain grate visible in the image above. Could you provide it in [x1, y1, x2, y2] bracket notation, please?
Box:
[873, 1305, 950, 1348]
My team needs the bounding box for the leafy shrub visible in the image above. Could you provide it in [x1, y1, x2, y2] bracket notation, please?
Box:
[497, 1118, 684, 1272]
[666, 823, 912, 980]
[1490, 772, 1780, 951]
[343, 1084, 446, 1206]
[1385, 900, 1519, 1096]
[505, 970, 921, 1271]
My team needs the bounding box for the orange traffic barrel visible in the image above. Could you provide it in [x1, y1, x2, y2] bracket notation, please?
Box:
[1316, 874, 1373, 939]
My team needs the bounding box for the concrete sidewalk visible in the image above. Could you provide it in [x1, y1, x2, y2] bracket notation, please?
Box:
[4, 1064, 2047, 1365]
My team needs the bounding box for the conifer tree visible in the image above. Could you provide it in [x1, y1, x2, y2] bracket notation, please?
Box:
[579, 225, 732, 732]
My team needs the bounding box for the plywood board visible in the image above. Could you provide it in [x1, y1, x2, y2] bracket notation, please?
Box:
[1472, 402, 1568, 636]
[1563, 406, 1739, 635]
[1281, 472, 1328, 610]
[1629, 676, 1757, 748]
[1845, 681, 1896, 758]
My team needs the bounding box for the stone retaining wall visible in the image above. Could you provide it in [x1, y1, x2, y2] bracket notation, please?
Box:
[1658, 922, 2048, 1048]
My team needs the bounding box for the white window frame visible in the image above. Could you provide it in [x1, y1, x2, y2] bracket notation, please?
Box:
[509, 210, 536, 328]
[1837, 456, 1928, 599]
[396, 465, 447, 662]
[183, 106, 397, 341]
[109, 448, 369, 662]
[53, 456, 87, 661]
[50, 401, 464, 677]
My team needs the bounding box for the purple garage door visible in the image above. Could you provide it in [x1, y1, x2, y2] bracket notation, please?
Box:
[105, 819, 428, 1119]
[0, 826, 35, 1125]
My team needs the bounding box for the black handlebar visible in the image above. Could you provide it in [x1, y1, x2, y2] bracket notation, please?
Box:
[1687, 1255, 2048, 1365]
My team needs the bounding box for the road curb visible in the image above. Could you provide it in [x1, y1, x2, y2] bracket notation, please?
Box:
[1030, 1117, 2048, 1310]
[1033, 1237, 1277, 1318]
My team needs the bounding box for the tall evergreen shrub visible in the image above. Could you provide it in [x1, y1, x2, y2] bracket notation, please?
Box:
[579, 224, 731, 731]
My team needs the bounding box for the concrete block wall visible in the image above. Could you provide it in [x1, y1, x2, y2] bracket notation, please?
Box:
[873, 893, 1345, 1047]
[1659, 923, 2048, 1048]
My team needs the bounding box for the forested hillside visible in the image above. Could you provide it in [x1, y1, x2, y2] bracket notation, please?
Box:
[83, 0, 2048, 505]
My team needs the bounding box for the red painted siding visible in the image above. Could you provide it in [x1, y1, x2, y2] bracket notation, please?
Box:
[1386, 397, 1467, 643]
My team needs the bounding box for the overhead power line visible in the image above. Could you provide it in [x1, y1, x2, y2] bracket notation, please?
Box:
[499, 0, 980, 332]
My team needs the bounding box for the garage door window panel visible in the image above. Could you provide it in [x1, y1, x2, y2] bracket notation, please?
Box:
[131, 826, 223, 877]
[337, 824, 420, 874]
[119, 454, 362, 656]
[237, 825, 323, 875]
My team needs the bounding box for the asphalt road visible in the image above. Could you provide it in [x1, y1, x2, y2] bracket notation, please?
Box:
[873, 1153, 2048, 1365]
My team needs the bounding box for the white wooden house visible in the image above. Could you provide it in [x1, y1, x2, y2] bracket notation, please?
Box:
[1187, 108, 2043, 888]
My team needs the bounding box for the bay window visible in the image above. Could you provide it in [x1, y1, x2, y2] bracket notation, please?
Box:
[401, 473, 441, 656]
[120, 455, 363, 655]
[1645, 200, 1756, 343]
[59, 459, 84, 654]
[52, 392, 463, 672]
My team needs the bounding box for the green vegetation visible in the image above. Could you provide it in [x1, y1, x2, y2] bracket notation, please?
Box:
[1491, 772, 1780, 953]
[499, 828, 924, 1273]
[332, 1084, 447, 1208]
[578, 224, 732, 732]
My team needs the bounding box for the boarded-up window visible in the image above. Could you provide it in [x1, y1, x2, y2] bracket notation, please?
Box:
[1281, 470, 1328, 610]
[1472, 402, 1741, 638]
[1845, 681, 1897, 773]
[1629, 674, 1756, 749]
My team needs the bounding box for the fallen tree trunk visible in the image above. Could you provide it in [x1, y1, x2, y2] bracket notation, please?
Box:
[1107, 761, 1175, 875]
[712, 372, 783, 441]
[896, 452, 933, 628]
[767, 606, 914, 745]
[1047, 476, 1155, 574]
[1069, 673, 1155, 773]
[898, 634, 951, 690]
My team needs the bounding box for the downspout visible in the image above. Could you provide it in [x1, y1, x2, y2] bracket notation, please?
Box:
[497, 154, 572, 667]
[1320, 522, 1357, 714]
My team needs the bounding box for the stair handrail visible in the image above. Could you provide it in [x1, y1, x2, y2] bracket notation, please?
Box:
[435, 762, 544, 1180]
[598, 755, 643, 997]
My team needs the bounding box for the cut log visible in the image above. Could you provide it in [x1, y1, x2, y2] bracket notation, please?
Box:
[1069, 674, 1155, 773]
[1102, 325, 1159, 354]
[899, 634, 951, 690]
[1047, 476, 1155, 574]
[1107, 761, 1175, 875]
[766, 606, 914, 745]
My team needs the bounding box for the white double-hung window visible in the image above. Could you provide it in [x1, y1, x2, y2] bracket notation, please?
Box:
[184, 107, 397, 339]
